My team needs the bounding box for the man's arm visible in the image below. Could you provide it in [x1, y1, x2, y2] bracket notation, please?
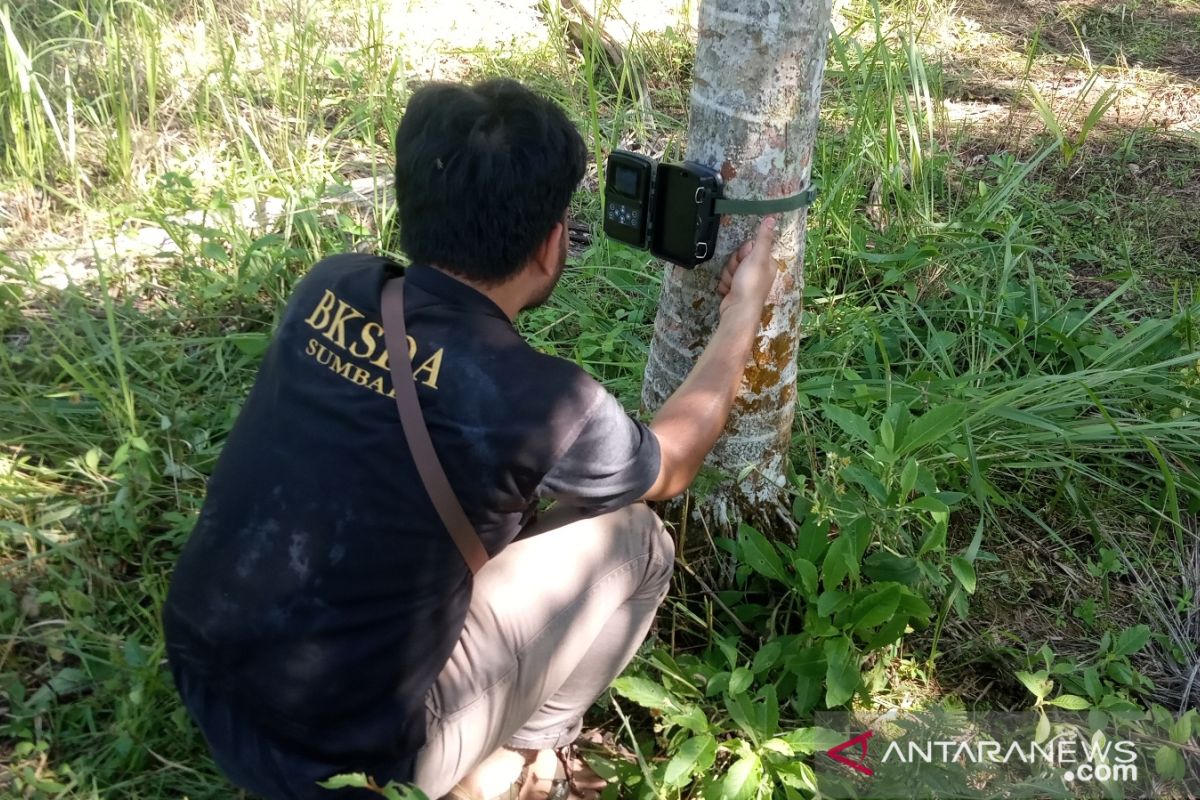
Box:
[642, 217, 780, 501]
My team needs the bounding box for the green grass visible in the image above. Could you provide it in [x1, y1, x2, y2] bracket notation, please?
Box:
[2, 0, 1199, 797]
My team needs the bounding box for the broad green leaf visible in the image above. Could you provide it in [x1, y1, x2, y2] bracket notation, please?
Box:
[112, 442, 131, 470]
[757, 684, 780, 737]
[752, 640, 783, 674]
[1169, 714, 1193, 745]
[1099, 693, 1139, 712]
[953, 590, 970, 621]
[817, 589, 850, 617]
[611, 677, 677, 711]
[793, 558, 819, 596]
[821, 403, 876, 446]
[738, 523, 787, 582]
[866, 614, 909, 649]
[950, 556, 977, 594]
[848, 515, 873, 548]
[899, 458, 918, 498]
[729, 667, 753, 695]
[648, 649, 694, 693]
[908, 495, 949, 515]
[65, 589, 94, 614]
[319, 774, 371, 789]
[1155, 745, 1185, 780]
[795, 514, 829, 563]
[1035, 711, 1051, 743]
[964, 518, 985, 560]
[672, 704, 710, 735]
[1106, 661, 1135, 685]
[913, 463, 939, 496]
[879, 417, 895, 451]
[1046, 690, 1094, 710]
[1082, 667, 1102, 701]
[884, 401, 908, 443]
[717, 635, 739, 670]
[761, 738, 794, 757]
[721, 754, 762, 800]
[917, 518, 948, 556]
[775, 761, 819, 792]
[706, 671, 731, 697]
[852, 584, 901, 631]
[897, 591, 933, 621]
[201, 240, 230, 263]
[229, 331, 270, 357]
[1046, 694, 1090, 710]
[822, 534, 859, 588]
[23, 772, 69, 793]
[780, 727, 846, 755]
[934, 491, 967, 508]
[664, 734, 717, 787]
[842, 465, 888, 503]
[792, 495, 813, 524]
[725, 692, 759, 742]
[1112, 625, 1151, 656]
[46, 667, 88, 696]
[897, 403, 966, 455]
[1016, 670, 1052, 701]
[862, 550, 920, 586]
[824, 636, 858, 708]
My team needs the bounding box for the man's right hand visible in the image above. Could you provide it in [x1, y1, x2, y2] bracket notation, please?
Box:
[642, 216, 784, 502]
[717, 216, 779, 319]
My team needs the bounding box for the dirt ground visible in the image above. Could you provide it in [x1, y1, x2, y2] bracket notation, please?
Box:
[3, 0, 1196, 293]
[391, 0, 697, 79]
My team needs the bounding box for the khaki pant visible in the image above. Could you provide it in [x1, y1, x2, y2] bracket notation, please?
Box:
[413, 503, 674, 797]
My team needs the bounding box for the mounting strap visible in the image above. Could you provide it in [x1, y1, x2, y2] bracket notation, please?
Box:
[712, 186, 819, 215]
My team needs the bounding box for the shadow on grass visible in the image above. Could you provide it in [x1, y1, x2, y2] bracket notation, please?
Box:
[946, 121, 1199, 300]
[950, 0, 1200, 81]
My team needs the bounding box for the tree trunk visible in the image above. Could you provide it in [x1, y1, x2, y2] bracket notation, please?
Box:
[641, 0, 832, 527]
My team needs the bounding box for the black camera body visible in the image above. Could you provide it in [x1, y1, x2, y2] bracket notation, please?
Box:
[603, 151, 723, 269]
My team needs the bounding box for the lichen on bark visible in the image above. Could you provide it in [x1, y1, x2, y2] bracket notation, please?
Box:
[641, 0, 832, 528]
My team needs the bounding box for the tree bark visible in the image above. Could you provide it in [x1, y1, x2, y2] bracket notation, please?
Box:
[641, 0, 832, 526]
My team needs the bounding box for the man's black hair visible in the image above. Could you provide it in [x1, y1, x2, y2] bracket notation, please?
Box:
[393, 79, 587, 285]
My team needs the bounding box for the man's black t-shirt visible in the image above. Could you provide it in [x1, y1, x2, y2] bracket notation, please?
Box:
[162, 256, 660, 780]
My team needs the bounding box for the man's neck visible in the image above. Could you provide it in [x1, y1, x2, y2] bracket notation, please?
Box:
[427, 264, 525, 323]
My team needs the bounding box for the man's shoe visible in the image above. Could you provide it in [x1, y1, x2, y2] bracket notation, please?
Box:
[518, 745, 605, 800]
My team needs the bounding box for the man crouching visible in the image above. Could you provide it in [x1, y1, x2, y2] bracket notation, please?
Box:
[163, 78, 779, 800]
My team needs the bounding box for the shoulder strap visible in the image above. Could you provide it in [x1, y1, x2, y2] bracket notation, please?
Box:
[380, 277, 489, 575]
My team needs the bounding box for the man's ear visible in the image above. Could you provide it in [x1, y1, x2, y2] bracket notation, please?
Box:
[530, 221, 566, 279]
